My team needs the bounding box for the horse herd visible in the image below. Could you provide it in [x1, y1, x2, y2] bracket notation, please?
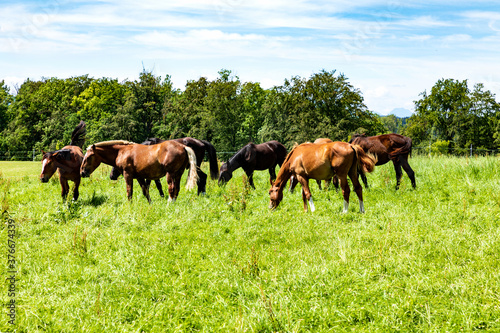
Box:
[40, 121, 416, 213]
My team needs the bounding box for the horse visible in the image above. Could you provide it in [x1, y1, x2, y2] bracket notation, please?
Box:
[289, 138, 339, 193]
[218, 141, 288, 189]
[109, 137, 218, 196]
[269, 141, 377, 213]
[349, 133, 416, 189]
[40, 121, 86, 201]
[81, 140, 198, 203]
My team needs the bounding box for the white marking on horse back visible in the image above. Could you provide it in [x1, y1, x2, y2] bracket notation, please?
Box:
[308, 197, 316, 212]
[343, 200, 349, 213]
[359, 200, 365, 214]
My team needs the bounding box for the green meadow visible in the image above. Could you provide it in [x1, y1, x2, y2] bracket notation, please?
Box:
[1, 155, 499, 332]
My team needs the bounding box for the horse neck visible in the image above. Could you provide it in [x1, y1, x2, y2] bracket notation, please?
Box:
[226, 153, 242, 171]
[95, 146, 120, 166]
[274, 160, 292, 191]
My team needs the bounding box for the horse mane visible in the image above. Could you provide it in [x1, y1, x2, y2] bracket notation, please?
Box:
[69, 121, 86, 148]
[87, 140, 136, 150]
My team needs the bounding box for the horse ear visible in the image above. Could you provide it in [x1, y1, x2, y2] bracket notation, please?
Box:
[92, 144, 96, 150]
[270, 180, 275, 186]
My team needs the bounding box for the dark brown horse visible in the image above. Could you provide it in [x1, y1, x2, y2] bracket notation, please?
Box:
[40, 121, 86, 201]
[110, 137, 218, 196]
[218, 141, 288, 189]
[269, 142, 376, 213]
[350, 133, 415, 189]
[81, 140, 198, 203]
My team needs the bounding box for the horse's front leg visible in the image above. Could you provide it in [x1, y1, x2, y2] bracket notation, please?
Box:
[72, 178, 80, 201]
[137, 178, 151, 203]
[245, 170, 256, 189]
[123, 172, 134, 201]
[59, 177, 70, 201]
[297, 175, 314, 212]
[268, 166, 277, 185]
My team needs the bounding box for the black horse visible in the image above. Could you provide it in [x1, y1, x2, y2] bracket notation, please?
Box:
[110, 137, 218, 195]
[218, 141, 288, 189]
[349, 133, 415, 189]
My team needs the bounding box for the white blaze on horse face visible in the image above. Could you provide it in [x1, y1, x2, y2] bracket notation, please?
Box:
[308, 197, 316, 212]
[42, 158, 50, 171]
[359, 200, 365, 214]
[343, 200, 349, 213]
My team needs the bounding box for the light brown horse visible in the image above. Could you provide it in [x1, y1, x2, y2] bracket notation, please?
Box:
[269, 141, 376, 213]
[40, 121, 86, 201]
[80, 140, 198, 203]
[350, 133, 415, 189]
[289, 138, 339, 192]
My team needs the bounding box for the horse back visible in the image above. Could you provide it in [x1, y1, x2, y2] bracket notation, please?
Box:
[57, 145, 84, 180]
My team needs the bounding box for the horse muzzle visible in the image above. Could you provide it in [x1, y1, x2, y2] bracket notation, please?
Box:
[40, 177, 49, 183]
[80, 170, 90, 178]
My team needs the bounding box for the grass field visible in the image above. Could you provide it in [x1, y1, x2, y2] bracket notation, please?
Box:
[1, 155, 500, 332]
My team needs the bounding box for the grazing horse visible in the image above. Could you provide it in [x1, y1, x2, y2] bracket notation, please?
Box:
[40, 121, 86, 201]
[81, 140, 198, 203]
[269, 142, 377, 213]
[289, 138, 339, 192]
[218, 141, 288, 189]
[110, 137, 218, 196]
[350, 133, 416, 189]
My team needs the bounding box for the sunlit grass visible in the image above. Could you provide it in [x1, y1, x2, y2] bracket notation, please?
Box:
[1, 155, 500, 332]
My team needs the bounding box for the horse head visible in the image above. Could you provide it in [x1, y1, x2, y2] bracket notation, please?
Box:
[268, 181, 283, 210]
[218, 162, 232, 185]
[80, 144, 100, 178]
[40, 151, 57, 183]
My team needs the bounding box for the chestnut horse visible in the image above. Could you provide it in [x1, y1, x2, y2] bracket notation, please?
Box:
[110, 137, 218, 196]
[350, 133, 415, 189]
[40, 121, 86, 201]
[218, 141, 288, 189]
[80, 140, 198, 203]
[269, 142, 376, 213]
[289, 138, 339, 192]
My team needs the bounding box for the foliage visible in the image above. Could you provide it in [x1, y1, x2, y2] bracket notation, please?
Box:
[405, 79, 500, 149]
[1, 155, 500, 332]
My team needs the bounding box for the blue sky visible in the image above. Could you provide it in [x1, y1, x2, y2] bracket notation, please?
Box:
[1, 0, 499, 115]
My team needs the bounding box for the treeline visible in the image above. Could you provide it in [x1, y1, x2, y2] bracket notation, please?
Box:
[0, 70, 499, 156]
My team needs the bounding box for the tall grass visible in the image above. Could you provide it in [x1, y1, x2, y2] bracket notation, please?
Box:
[1, 155, 499, 332]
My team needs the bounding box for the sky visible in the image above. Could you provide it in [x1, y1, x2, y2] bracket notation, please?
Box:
[1, 0, 500, 116]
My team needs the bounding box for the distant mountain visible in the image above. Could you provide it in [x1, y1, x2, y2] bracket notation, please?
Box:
[389, 108, 413, 118]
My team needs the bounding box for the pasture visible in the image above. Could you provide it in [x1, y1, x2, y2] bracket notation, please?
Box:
[1, 155, 500, 332]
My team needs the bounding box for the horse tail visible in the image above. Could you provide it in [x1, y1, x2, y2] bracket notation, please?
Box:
[389, 136, 412, 160]
[351, 144, 377, 175]
[184, 146, 199, 190]
[70, 121, 86, 148]
[201, 140, 219, 180]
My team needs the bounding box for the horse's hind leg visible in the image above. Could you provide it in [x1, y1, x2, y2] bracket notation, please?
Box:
[348, 166, 365, 213]
[73, 178, 80, 201]
[137, 178, 151, 203]
[166, 173, 176, 202]
[399, 154, 416, 188]
[332, 175, 340, 192]
[197, 168, 207, 195]
[392, 159, 403, 190]
[338, 175, 351, 213]
[124, 173, 134, 201]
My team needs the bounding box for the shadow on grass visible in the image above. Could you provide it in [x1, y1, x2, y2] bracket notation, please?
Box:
[81, 192, 108, 207]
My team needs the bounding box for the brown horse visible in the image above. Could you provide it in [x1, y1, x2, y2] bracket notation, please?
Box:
[289, 138, 339, 192]
[40, 121, 86, 201]
[218, 141, 288, 189]
[269, 141, 376, 213]
[110, 137, 218, 196]
[80, 140, 198, 203]
[350, 133, 415, 189]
